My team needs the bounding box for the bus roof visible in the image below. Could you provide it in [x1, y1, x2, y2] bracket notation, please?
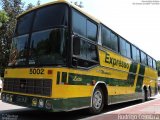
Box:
[18, 0, 156, 61]
[18, 0, 100, 23]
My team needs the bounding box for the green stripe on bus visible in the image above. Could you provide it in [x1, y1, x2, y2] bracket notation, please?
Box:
[136, 65, 145, 92]
[127, 62, 138, 86]
[52, 97, 90, 111]
[68, 62, 138, 86]
[68, 73, 134, 87]
[109, 92, 142, 103]
[118, 62, 138, 86]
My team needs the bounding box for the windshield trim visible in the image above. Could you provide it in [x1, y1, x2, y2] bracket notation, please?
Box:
[8, 34, 29, 67]
[14, 3, 69, 37]
[9, 27, 68, 68]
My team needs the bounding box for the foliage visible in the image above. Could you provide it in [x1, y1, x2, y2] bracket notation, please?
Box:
[26, 3, 35, 10]
[26, 0, 41, 10]
[0, 0, 40, 76]
[37, 0, 41, 6]
[71, 1, 83, 8]
[157, 61, 160, 76]
[0, 11, 9, 24]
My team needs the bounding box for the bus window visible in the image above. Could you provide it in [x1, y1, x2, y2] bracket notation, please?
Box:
[72, 10, 98, 42]
[72, 37, 99, 67]
[126, 42, 131, 58]
[87, 20, 97, 41]
[147, 56, 153, 67]
[140, 51, 147, 65]
[72, 10, 86, 37]
[101, 26, 118, 52]
[153, 60, 157, 69]
[101, 26, 111, 48]
[132, 46, 140, 62]
[120, 37, 131, 58]
[33, 4, 68, 31]
[15, 11, 34, 36]
[110, 32, 118, 52]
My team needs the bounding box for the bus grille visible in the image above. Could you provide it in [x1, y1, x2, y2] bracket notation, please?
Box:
[3, 78, 52, 96]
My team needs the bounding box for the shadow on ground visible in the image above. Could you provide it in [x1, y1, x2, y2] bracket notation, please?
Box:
[0, 99, 154, 120]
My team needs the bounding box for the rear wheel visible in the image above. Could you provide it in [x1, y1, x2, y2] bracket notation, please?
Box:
[148, 87, 151, 98]
[147, 88, 151, 100]
[89, 87, 104, 114]
[142, 88, 149, 102]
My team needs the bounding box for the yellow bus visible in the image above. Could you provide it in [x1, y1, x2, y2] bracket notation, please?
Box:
[1, 0, 158, 114]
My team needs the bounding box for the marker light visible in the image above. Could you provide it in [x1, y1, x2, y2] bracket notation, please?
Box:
[32, 98, 38, 107]
[9, 95, 13, 102]
[45, 100, 52, 109]
[6, 94, 10, 102]
[38, 99, 44, 108]
[1, 93, 5, 101]
[48, 70, 53, 74]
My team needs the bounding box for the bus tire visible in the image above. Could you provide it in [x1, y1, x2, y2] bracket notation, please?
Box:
[147, 87, 151, 100]
[149, 86, 151, 98]
[142, 87, 148, 102]
[89, 86, 104, 114]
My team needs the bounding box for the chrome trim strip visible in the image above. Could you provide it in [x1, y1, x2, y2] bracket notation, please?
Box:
[65, 106, 90, 112]
[108, 98, 143, 105]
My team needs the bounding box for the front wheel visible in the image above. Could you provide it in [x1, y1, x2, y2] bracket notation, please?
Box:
[89, 87, 104, 114]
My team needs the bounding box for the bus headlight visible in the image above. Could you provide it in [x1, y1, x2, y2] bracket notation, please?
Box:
[32, 98, 38, 107]
[1, 93, 6, 101]
[38, 99, 44, 108]
[45, 100, 52, 109]
[9, 95, 13, 102]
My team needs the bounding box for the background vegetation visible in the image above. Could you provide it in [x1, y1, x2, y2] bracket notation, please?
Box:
[0, 0, 40, 76]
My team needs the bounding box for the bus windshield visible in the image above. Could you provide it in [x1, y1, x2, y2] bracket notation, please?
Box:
[8, 4, 68, 67]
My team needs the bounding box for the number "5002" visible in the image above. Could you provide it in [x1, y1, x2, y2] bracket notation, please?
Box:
[29, 68, 44, 74]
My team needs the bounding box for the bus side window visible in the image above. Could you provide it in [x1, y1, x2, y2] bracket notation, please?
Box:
[87, 20, 97, 41]
[147, 56, 153, 68]
[72, 9, 86, 37]
[140, 51, 147, 65]
[153, 60, 157, 69]
[101, 25, 118, 52]
[73, 36, 80, 55]
[72, 37, 99, 68]
[132, 45, 140, 62]
[120, 37, 131, 58]
[72, 9, 98, 42]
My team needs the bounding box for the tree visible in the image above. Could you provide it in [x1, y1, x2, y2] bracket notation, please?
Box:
[37, 0, 41, 6]
[157, 61, 160, 76]
[0, 11, 9, 24]
[0, 10, 9, 76]
[26, 0, 41, 11]
[26, 3, 34, 10]
[71, 1, 83, 8]
[0, 0, 41, 76]
[0, 0, 24, 76]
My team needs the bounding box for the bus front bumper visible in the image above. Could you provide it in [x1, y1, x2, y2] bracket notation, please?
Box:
[1, 92, 90, 112]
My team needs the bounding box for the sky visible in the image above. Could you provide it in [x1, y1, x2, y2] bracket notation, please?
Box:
[1, 0, 160, 60]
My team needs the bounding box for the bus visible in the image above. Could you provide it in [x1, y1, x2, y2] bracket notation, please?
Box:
[1, 0, 158, 114]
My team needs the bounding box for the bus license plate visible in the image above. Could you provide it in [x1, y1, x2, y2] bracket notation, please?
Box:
[16, 96, 27, 103]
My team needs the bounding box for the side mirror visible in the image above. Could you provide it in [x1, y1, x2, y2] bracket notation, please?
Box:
[73, 36, 80, 55]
